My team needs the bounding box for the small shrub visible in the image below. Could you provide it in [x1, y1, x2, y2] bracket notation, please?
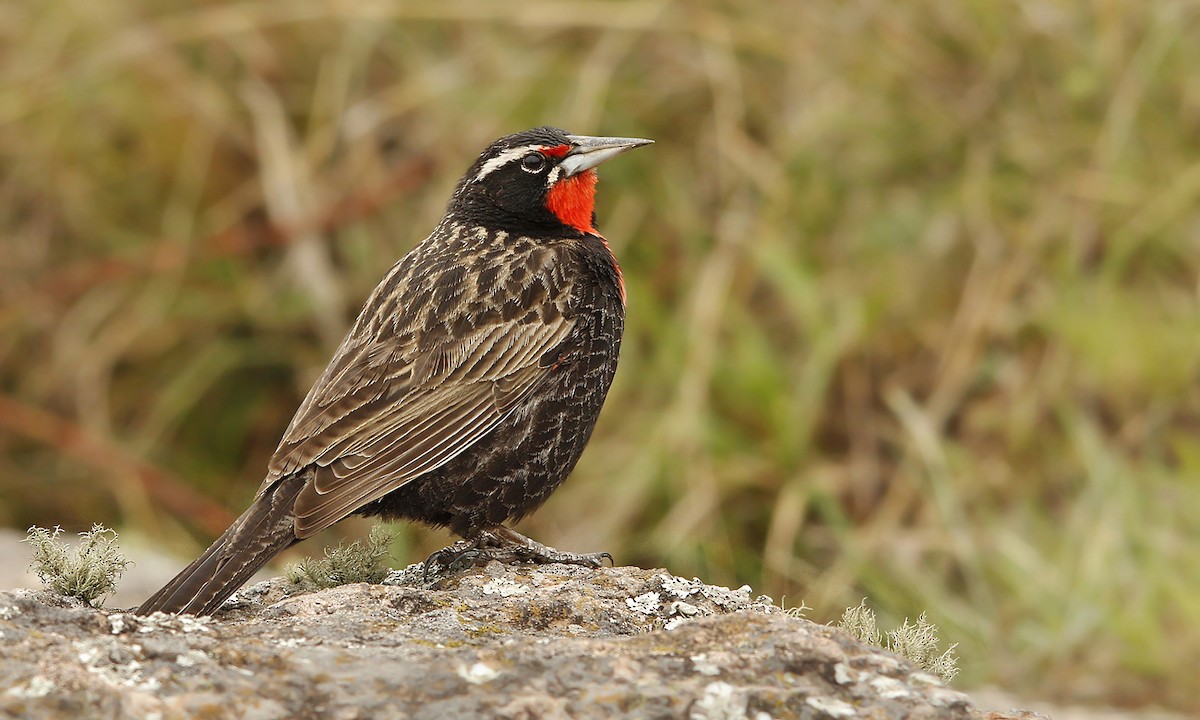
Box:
[285, 526, 394, 592]
[24, 524, 130, 605]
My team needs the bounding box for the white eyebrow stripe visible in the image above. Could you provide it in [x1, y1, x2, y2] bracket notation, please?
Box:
[472, 144, 543, 183]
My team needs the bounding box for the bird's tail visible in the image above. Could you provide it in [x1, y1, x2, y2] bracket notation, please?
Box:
[136, 474, 307, 616]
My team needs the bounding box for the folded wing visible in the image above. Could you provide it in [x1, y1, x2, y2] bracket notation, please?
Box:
[260, 314, 575, 538]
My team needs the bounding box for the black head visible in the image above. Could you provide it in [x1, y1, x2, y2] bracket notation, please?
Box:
[447, 126, 652, 236]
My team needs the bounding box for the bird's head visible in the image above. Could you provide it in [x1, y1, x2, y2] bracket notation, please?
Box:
[450, 126, 653, 236]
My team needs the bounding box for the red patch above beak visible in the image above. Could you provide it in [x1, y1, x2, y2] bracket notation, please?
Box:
[545, 169, 598, 234]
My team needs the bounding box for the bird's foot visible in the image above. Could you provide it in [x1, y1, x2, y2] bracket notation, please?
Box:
[478, 526, 613, 567]
[422, 539, 477, 582]
[422, 526, 611, 581]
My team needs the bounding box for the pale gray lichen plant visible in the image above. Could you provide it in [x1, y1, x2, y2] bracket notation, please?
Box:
[284, 525, 394, 592]
[838, 599, 960, 682]
[24, 524, 130, 605]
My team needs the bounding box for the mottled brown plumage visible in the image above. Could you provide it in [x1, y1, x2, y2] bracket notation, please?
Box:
[138, 127, 652, 616]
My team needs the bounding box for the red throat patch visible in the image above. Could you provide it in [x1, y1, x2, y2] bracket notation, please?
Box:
[544, 168, 626, 305]
[545, 168, 598, 234]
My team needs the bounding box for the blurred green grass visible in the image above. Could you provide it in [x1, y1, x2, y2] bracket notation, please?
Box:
[2, 0, 1198, 711]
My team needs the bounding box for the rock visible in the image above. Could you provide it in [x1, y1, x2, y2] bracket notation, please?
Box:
[0, 563, 1029, 719]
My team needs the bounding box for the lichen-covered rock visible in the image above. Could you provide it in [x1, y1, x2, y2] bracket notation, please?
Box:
[0, 563, 1027, 719]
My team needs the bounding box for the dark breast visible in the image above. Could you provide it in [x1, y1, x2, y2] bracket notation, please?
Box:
[360, 234, 625, 537]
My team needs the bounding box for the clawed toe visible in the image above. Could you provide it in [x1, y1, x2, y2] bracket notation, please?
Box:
[577, 551, 613, 568]
[421, 527, 611, 580]
[422, 540, 477, 581]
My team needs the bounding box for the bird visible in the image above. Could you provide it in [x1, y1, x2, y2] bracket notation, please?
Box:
[136, 126, 652, 616]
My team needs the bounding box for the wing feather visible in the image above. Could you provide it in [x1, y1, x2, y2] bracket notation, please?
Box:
[292, 364, 550, 537]
[264, 312, 575, 539]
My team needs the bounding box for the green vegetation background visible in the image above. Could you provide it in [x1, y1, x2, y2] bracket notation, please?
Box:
[2, 0, 1197, 711]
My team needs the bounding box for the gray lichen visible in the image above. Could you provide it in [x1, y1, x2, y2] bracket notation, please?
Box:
[23, 524, 129, 605]
[838, 599, 959, 682]
[284, 525, 393, 592]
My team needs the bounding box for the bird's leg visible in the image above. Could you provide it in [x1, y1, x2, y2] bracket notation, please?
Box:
[484, 526, 612, 567]
[423, 526, 611, 579]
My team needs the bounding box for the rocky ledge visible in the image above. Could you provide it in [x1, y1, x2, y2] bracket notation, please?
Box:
[0, 563, 1038, 719]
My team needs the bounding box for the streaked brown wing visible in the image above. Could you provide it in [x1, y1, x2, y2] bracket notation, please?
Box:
[261, 316, 575, 539]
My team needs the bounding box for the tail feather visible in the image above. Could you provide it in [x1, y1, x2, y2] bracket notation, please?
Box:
[136, 474, 307, 616]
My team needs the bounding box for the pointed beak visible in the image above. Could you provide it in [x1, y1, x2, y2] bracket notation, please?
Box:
[560, 134, 654, 178]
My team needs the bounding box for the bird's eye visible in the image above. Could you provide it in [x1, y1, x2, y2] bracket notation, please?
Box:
[520, 152, 547, 173]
